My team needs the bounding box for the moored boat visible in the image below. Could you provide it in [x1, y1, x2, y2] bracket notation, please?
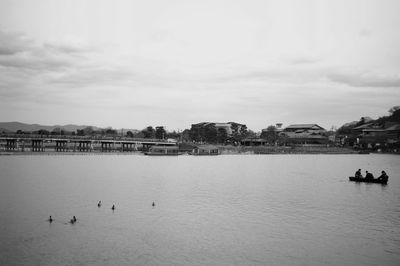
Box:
[190, 144, 219, 155]
[144, 145, 183, 156]
[348, 176, 388, 185]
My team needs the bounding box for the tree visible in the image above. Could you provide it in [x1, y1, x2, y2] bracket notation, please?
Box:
[189, 125, 202, 142]
[239, 125, 248, 138]
[217, 128, 228, 143]
[388, 106, 400, 122]
[203, 124, 217, 143]
[38, 129, 50, 136]
[155, 126, 166, 139]
[166, 130, 181, 140]
[142, 126, 155, 139]
[230, 123, 241, 142]
[51, 128, 61, 135]
[134, 131, 145, 138]
[126, 131, 134, 138]
[83, 126, 94, 136]
[260, 125, 278, 144]
[389, 106, 400, 115]
[105, 128, 117, 136]
[181, 129, 191, 142]
[246, 130, 257, 139]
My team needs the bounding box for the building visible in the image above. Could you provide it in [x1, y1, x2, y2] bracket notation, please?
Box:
[189, 122, 246, 142]
[214, 123, 233, 135]
[356, 123, 400, 149]
[280, 124, 328, 144]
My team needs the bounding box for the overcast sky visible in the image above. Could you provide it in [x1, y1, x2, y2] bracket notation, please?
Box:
[0, 0, 399, 131]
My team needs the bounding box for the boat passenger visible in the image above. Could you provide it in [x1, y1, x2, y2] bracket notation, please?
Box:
[48, 216, 53, 223]
[70, 219, 75, 224]
[98, 201, 101, 207]
[73, 216, 77, 222]
[111, 205, 115, 210]
[152, 202, 155, 207]
[365, 171, 374, 180]
[355, 169, 362, 178]
[377, 171, 388, 182]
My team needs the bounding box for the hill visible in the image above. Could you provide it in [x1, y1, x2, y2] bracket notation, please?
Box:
[0, 122, 102, 133]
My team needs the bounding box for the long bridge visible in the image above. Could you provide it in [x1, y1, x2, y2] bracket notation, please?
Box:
[0, 136, 177, 153]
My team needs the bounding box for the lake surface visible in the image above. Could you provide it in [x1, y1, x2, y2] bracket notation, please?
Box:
[0, 154, 399, 266]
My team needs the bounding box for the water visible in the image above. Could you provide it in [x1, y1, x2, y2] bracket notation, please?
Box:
[0, 154, 399, 266]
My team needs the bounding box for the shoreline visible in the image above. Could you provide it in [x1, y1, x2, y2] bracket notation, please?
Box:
[1, 149, 397, 156]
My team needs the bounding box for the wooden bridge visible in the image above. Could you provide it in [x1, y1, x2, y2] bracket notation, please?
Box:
[0, 136, 177, 153]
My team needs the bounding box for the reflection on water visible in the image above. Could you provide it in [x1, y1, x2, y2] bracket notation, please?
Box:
[0, 154, 399, 266]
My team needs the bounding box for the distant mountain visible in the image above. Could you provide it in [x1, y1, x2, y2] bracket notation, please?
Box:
[0, 122, 102, 133]
[0, 122, 140, 134]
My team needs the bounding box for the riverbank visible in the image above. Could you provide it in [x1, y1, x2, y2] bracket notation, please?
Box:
[218, 145, 359, 154]
[1, 146, 359, 155]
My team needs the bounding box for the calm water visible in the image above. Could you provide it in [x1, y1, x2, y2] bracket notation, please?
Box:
[0, 154, 399, 266]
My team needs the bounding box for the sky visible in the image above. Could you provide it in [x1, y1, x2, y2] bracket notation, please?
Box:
[0, 0, 399, 131]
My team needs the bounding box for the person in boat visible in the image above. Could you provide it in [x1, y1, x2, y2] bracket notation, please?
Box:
[70, 218, 75, 224]
[152, 202, 155, 207]
[73, 216, 77, 222]
[98, 201, 101, 207]
[365, 171, 374, 180]
[111, 205, 115, 210]
[355, 169, 362, 178]
[377, 171, 388, 182]
[48, 216, 53, 223]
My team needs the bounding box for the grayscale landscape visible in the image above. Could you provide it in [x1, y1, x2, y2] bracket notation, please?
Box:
[0, 1, 399, 265]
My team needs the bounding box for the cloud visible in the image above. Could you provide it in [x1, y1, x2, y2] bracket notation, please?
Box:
[0, 30, 92, 72]
[0, 30, 34, 55]
[328, 70, 400, 88]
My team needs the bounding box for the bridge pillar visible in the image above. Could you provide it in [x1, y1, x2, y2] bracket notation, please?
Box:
[78, 141, 91, 152]
[6, 139, 17, 151]
[101, 142, 114, 152]
[121, 142, 127, 152]
[31, 139, 44, 152]
[55, 140, 68, 152]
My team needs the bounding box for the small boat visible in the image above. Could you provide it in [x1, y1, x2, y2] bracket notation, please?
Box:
[348, 176, 388, 185]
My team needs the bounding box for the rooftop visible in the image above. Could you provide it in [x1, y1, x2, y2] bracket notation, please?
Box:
[285, 124, 324, 130]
